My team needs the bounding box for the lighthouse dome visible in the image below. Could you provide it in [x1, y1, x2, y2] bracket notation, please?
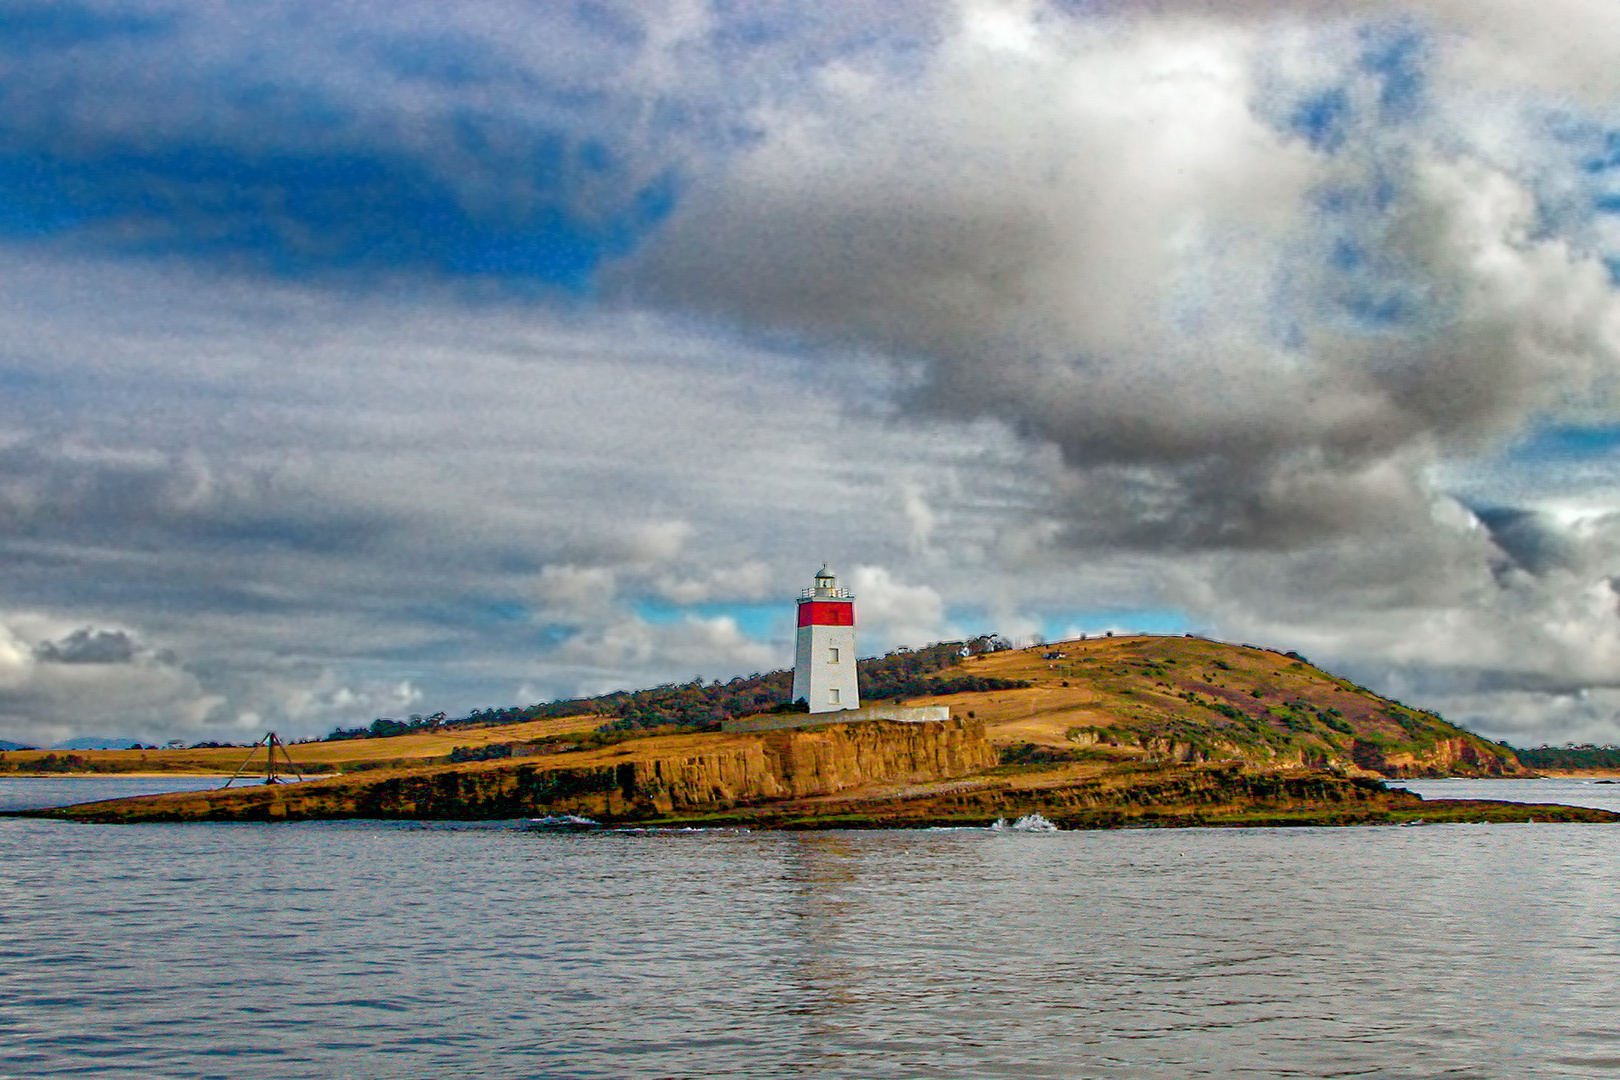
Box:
[803, 565, 851, 600]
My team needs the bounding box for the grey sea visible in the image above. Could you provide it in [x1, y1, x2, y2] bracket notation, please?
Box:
[4, 777, 1620, 1080]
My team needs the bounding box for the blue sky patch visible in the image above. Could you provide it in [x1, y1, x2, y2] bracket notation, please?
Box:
[1290, 87, 1352, 153]
[0, 2, 175, 51]
[1508, 424, 1620, 460]
[1042, 608, 1196, 641]
[634, 600, 784, 642]
[1358, 23, 1428, 124]
[0, 135, 679, 288]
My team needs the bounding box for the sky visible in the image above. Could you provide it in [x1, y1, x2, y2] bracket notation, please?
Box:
[6, 0, 1620, 748]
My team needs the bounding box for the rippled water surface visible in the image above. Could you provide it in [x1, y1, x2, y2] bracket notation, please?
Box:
[1390, 776, 1620, 813]
[5, 818, 1620, 1079]
[0, 777, 232, 812]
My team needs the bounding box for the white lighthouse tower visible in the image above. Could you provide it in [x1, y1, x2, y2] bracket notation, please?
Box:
[791, 565, 860, 713]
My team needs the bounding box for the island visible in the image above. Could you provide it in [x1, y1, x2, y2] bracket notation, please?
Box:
[13, 634, 1618, 827]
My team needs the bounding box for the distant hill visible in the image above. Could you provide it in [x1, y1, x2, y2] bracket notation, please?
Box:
[1514, 746, 1620, 771]
[51, 737, 144, 751]
[0, 739, 38, 751]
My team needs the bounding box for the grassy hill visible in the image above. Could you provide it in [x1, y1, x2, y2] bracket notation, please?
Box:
[928, 635, 1525, 778]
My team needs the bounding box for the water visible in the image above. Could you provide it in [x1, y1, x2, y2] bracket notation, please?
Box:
[0, 775, 313, 813]
[1389, 776, 1620, 814]
[0, 776, 228, 812]
[5, 816, 1620, 1079]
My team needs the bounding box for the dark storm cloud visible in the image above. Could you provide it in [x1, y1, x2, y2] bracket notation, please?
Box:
[34, 627, 139, 664]
[1474, 508, 1580, 576]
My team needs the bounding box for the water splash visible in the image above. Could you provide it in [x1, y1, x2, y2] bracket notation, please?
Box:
[522, 814, 600, 830]
[989, 813, 1060, 833]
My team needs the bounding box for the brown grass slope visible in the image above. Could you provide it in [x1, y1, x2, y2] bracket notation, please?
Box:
[0, 715, 604, 775]
[926, 634, 1526, 779]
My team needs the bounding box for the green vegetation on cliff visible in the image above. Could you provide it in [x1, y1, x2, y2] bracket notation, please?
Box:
[943, 635, 1526, 779]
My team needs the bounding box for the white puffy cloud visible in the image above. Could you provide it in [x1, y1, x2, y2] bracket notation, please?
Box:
[5, 2, 1620, 747]
[536, 565, 620, 620]
[552, 614, 779, 696]
[628, 3, 1620, 555]
[273, 676, 426, 729]
[654, 561, 772, 605]
[848, 567, 952, 653]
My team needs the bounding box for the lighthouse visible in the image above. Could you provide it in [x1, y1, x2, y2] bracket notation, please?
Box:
[791, 565, 860, 713]
[721, 565, 948, 733]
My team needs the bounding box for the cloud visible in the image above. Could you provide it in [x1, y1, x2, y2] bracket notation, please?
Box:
[1084, 1, 1620, 106]
[273, 674, 425, 728]
[0, 247, 1041, 740]
[34, 627, 141, 665]
[848, 566, 951, 653]
[2, 2, 1620, 748]
[626, 5, 1620, 556]
[0, 613, 223, 746]
[552, 613, 779, 695]
[0, 1, 693, 286]
[1170, 502, 1620, 743]
[610, 1, 1620, 742]
[536, 564, 619, 619]
[1473, 508, 1581, 576]
[654, 561, 772, 605]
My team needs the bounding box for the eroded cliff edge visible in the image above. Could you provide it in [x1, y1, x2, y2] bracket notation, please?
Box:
[30, 718, 996, 824]
[24, 713, 1616, 827]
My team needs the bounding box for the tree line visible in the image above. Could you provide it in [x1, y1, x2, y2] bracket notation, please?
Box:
[1515, 745, 1620, 770]
[324, 635, 1026, 742]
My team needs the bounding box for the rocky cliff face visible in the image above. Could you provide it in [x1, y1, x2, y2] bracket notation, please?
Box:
[1351, 735, 1524, 778]
[816, 763, 1403, 825]
[42, 717, 997, 823]
[1070, 725, 1525, 777]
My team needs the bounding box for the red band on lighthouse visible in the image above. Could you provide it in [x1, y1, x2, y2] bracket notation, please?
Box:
[797, 600, 854, 627]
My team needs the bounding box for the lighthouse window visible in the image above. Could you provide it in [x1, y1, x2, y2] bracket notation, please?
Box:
[829, 689, 840, 704]
[828, 647, 840, 663]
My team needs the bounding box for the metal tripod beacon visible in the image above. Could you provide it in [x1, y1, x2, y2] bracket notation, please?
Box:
[791, 565, 859, 713]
